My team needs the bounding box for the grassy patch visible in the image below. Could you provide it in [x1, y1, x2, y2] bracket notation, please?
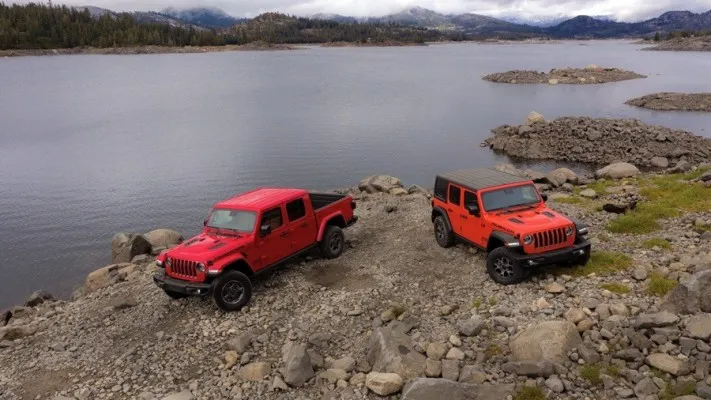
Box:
[601, 282, 630, 294]
[696, 223, 711, 233]
[647, 273, 678, 297]
[642, 237, 672, 250]
[605, 365, 620, 378]
[660, 381, 696, 400]
[471, 297, 482, 309]
[514, 386, 546, 400]
[586, 179, 619, 194]
[488, 296, 498, 306]
[580, 364, 602, 386]
[557, 251, 633, 277]
[485, 343, 503, 359]
[552, 196, 583, 204]
[607, 173, 711, 234]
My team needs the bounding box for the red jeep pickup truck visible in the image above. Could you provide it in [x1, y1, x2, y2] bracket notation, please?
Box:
[431, 168, 591, 284]
[154, 188, 357, 311]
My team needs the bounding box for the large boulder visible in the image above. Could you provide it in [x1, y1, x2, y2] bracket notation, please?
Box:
[595, 163, 640, 179]
[111, 233, 152, 264]
[0, 324, 38, 341]
[660, 270, 711, 314]
[686, 314, 711, 340]
[645, 353, 688, 376]
[358, 175, 403, 194]
[24, 290, 55, 307]
[401, 378, 514, 400]
[237, 362, 271, 381]
[546, 168, 578, 187]
[525, 111, 545, 126]
[367, 326, 427, 380]
[84, 263, 137, 293]
[143, 229, 183, 248]
[635, 311, 680, 328]
[651, 157, 669, 168]
[283, 344, 314, 387]
[509, 321, 582, 363]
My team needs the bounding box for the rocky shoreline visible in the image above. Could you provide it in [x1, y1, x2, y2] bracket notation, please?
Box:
[321, 41, 427, 48]
[643, 37, 711, 52]
[0, 43, 297, 58]
[482, 65, 646, 85]
[484, 112, 711, 167]
[626, 93, 711, 112]
[2, 164, 711, 400]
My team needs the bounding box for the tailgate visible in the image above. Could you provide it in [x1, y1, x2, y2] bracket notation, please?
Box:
[311, 192, 355, 224]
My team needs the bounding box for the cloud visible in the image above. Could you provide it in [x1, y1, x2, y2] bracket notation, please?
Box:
[9, 0, 711, 21]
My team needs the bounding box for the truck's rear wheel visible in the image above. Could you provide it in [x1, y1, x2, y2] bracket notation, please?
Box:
[163, 289, 187, 300]
[434, 216, 454, 248]
[320, 226, 344, 259]
[212, 271, 252, 312]
[486, 247, 529, 285]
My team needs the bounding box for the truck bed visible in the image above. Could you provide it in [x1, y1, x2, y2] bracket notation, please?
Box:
[309, 192, 348, 211]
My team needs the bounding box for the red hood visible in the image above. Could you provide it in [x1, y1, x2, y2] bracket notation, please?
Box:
[164, 231, 252, 262]
[489, 207, 573, 235]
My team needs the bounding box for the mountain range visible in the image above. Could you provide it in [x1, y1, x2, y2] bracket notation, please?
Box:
[79, 5, 711, 39]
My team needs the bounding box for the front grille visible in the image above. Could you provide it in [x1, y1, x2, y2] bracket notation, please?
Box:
[170, 259, 198, 277]
[534, 227, 568, 248]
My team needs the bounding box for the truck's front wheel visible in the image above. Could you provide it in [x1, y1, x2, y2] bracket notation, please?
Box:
[212, 271, 252, 312]
[486, 247, 529, 285]
[320, 226, 344, 259]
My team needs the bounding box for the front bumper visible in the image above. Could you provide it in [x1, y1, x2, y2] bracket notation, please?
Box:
[512, 240, 591, 267]
[153, 272, 212, 296]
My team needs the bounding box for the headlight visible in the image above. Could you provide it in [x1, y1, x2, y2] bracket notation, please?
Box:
[565, 226, 574, 236]
[165, 257, 172, 267]
[196, 263, 206, 272]
[156, 260, 164, 268]
[523, 234, 533, 245]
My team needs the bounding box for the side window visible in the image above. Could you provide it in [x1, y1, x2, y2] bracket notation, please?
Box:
[261, 207, 283, 230]
[434, 178, 448, 200]
[464, 191, 478, 208]
[448, 185, 461, 206]
[286, 199, 306, 221]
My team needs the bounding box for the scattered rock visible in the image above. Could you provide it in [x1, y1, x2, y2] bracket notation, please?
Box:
[366, 372, 404, 396]
[545, 282, 566, 294]
[84, 263, 137, 293]
[579, 188, 597, 198]
[401, 378, 514, 400]
[501, 361, 556, 377]
[458, 315, 485, 337]
[646, 353, 688, 376]
[143, 229, 183, 248]
[526, 111, 545, 125]
[596, 163, 641, 179]
[0, 324, 38, 341]
[283, 344, 314, 387]
[111, 233, 152, 264]
[367, 326, 426, 380]
[161, 391, 193, 400]
[635, 311, 680, 328]
[651, 156, 670, 168]
[510, 321, 582, 363]
[24, 290, 55, 307]
[237, 362, 271, 381]
[426, 342, 448, 361]
[687, 314, 711, 340]
[359, 175, 404, 194]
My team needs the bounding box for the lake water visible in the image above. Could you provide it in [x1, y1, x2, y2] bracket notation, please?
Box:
[1, 40, 711, 308]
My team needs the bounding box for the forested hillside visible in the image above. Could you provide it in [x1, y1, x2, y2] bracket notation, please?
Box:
[0, 3, 224, 49]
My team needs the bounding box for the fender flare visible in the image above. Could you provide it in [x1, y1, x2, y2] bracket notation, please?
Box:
[489, 231, 518, 249]
[431, 206, 453, 233]
[317, 212, 345, 242]
[210, 253, 252, 276]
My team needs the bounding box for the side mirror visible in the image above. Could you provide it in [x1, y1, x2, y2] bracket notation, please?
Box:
[259, 224, 272, 237]
[541, 193, 548, 202]
[466, 203, 480, 216]
[203, 218, 208, 226]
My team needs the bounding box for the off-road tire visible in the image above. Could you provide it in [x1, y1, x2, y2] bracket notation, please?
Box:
[486, 247, 529, 285]
[163, 289, 187, 300]
[320, 226, 345, 259]
[212, 271, 252, 312]
[434, 216, 455, 248]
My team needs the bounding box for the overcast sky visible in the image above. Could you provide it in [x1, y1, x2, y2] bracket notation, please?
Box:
[12, 0, 711, 21]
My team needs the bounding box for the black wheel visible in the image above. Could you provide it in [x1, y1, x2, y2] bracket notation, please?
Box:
[320, 226, 344, 259]
[164, 289, 187, 300]
[212, 271, 252, 312]
[434, 216, 454, 248]
[486, 247, 529, 285]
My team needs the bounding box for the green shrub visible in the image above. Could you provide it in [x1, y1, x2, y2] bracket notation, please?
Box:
[647, 273, 678, 296]
[601, 282, 630, 294]
[514, 386, 546, 400]
[563, 251, 633, 277]
[642, 237, 672, 250]
[580, 364, 602, 385]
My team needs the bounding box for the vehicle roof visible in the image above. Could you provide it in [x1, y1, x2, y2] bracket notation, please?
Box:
[214, 188, 307, 211]
[437, 168, 530, 190]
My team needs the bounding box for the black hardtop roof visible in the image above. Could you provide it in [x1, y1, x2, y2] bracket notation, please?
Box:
[437, 168, 530, 191]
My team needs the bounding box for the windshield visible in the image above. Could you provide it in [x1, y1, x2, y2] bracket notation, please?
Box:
[481, 184, 541, 212]
[207, 209, 257, 232]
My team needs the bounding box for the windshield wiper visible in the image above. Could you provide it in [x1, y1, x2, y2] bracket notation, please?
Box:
[495, 202, 539, 214]
[210, 227, 242, 237]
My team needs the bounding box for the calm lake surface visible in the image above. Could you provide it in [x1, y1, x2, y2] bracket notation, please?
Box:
[1, 40, 711, 308]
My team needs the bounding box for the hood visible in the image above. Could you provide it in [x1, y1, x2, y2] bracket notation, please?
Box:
[165, 231, 251, 262]
[490, 207, 573, 235]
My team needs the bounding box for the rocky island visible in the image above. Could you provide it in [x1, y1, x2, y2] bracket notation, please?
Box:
[482, 66, 646, 85]
[626, 93, 711, 112]
[484, 112, 711, 167]
[2, 162, 711, 400]
[643, 36, 711, 52]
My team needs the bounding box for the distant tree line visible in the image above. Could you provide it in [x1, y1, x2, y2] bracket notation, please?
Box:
[221, 13, 452, 45]
[653, 30, 711, 41]
[0, 2, 224, 50]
